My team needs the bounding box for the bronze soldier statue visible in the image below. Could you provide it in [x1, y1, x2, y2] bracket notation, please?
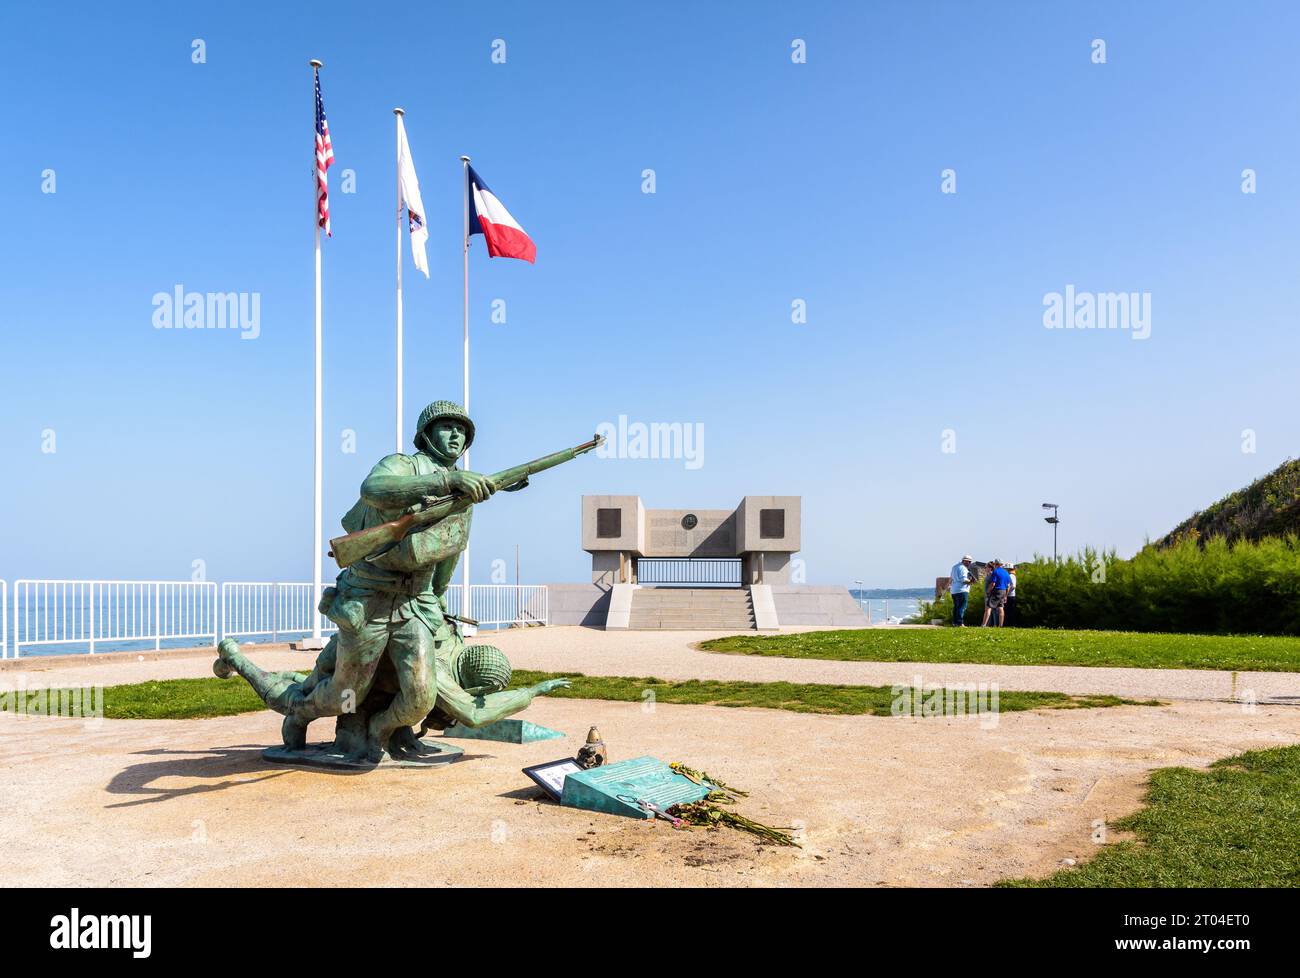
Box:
[214, 400, 585, 764]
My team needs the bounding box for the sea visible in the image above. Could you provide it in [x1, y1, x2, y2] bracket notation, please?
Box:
[848, 587, 934, 623]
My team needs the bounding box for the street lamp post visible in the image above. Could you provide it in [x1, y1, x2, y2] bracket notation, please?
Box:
[1042, 503, 1060, 563]
[854, 580, 866, 621]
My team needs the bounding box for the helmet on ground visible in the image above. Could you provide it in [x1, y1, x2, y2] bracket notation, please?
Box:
[455, 644, 512, 693]
[415, 400, 475, 453]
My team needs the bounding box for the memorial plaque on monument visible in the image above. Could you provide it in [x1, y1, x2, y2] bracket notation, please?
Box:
[646, 510, 735, 556]
[596, 507, 622, 538]
[760, 508, 785, 538]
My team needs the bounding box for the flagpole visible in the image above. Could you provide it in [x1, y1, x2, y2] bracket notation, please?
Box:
[394, 108, 405, 453]
[460, 154, 471, 613]
[310, 59, 325, 647]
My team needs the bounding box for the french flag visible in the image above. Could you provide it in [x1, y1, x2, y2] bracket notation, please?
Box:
[466, 164, 536, 263]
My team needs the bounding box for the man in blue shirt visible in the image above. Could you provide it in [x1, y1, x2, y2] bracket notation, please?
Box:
[949, 554, 973, 626]
[983, 559, 1011, 627]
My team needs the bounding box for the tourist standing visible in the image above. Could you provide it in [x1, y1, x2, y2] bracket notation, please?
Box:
[1006, 564, 1018, 626]
[982, 559, 1011, 627]
[980, 561, 994, 626]
[949, 554, 973, 626]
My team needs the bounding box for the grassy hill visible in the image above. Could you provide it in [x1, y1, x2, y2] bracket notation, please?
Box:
[1155, 458, 1300, 548]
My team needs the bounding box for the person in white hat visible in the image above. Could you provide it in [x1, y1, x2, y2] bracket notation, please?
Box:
[949, 554, 974, 626]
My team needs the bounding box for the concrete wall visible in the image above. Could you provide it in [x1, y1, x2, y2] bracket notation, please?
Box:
[736, 495, 801, 553]
[741, 551, 793, 585]
[768, 585, 871, 628]
[591, 551, 637, 587]
[642, 508, 736, 557]
[581, 495, 646, 554]
[544, 583, 612, 627]
[583, 496, 800, 555]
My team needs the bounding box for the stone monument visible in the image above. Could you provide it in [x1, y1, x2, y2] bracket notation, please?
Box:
[543, 495, 870, 630]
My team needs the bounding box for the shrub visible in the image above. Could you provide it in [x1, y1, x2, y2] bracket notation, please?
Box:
[1014, 534, 1300, 635]
[916, 586, 984, 626]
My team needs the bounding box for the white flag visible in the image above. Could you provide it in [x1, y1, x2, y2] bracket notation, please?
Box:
[396, 115, 429, 277]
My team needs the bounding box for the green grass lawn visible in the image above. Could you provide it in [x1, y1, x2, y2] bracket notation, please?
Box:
[999, 745, 1300, 887]
[48, 671, 1157, 720]
[509, 670, 1156, 716]
[699, 627, 1300, 673]
[96, 676, 306, 719]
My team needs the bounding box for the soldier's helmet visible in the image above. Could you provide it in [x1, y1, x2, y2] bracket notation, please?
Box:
[414, 400, 475, 454]
[455, 644, 512, 693]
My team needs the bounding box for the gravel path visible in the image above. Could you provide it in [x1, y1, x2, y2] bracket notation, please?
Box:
[4, 627, 1299, 886]
[3, 696, 1298, 887]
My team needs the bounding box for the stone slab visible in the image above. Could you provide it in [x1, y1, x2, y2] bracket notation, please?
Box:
[263, 738, 464, 770]
[442, 719, 564, 743]
[543, 583, 612, 626]
[560, 755, 713, 819]
[768, 586, 870, 628]
[605, 583, 636, 630]
[748, 584, 780, 629]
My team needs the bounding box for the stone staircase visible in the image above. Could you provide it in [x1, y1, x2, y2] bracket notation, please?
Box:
[626, 587, 756, 630]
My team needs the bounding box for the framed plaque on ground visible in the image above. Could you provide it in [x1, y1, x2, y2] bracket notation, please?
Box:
[522, 758, 583, 802]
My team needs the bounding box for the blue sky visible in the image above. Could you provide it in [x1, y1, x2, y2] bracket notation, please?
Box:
[2, 1, 1298, 588]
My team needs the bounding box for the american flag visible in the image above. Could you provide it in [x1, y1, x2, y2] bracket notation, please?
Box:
[314, 69, 334, 236]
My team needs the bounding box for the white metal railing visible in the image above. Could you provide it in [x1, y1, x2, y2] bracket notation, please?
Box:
[13, 580, 217, 656]
[220, 582, 337, 642]
[221, 584, 545, 636]
[852, 596, 923, 623]
[446, 584, 548, 628]
[4, 580, 548, 656]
